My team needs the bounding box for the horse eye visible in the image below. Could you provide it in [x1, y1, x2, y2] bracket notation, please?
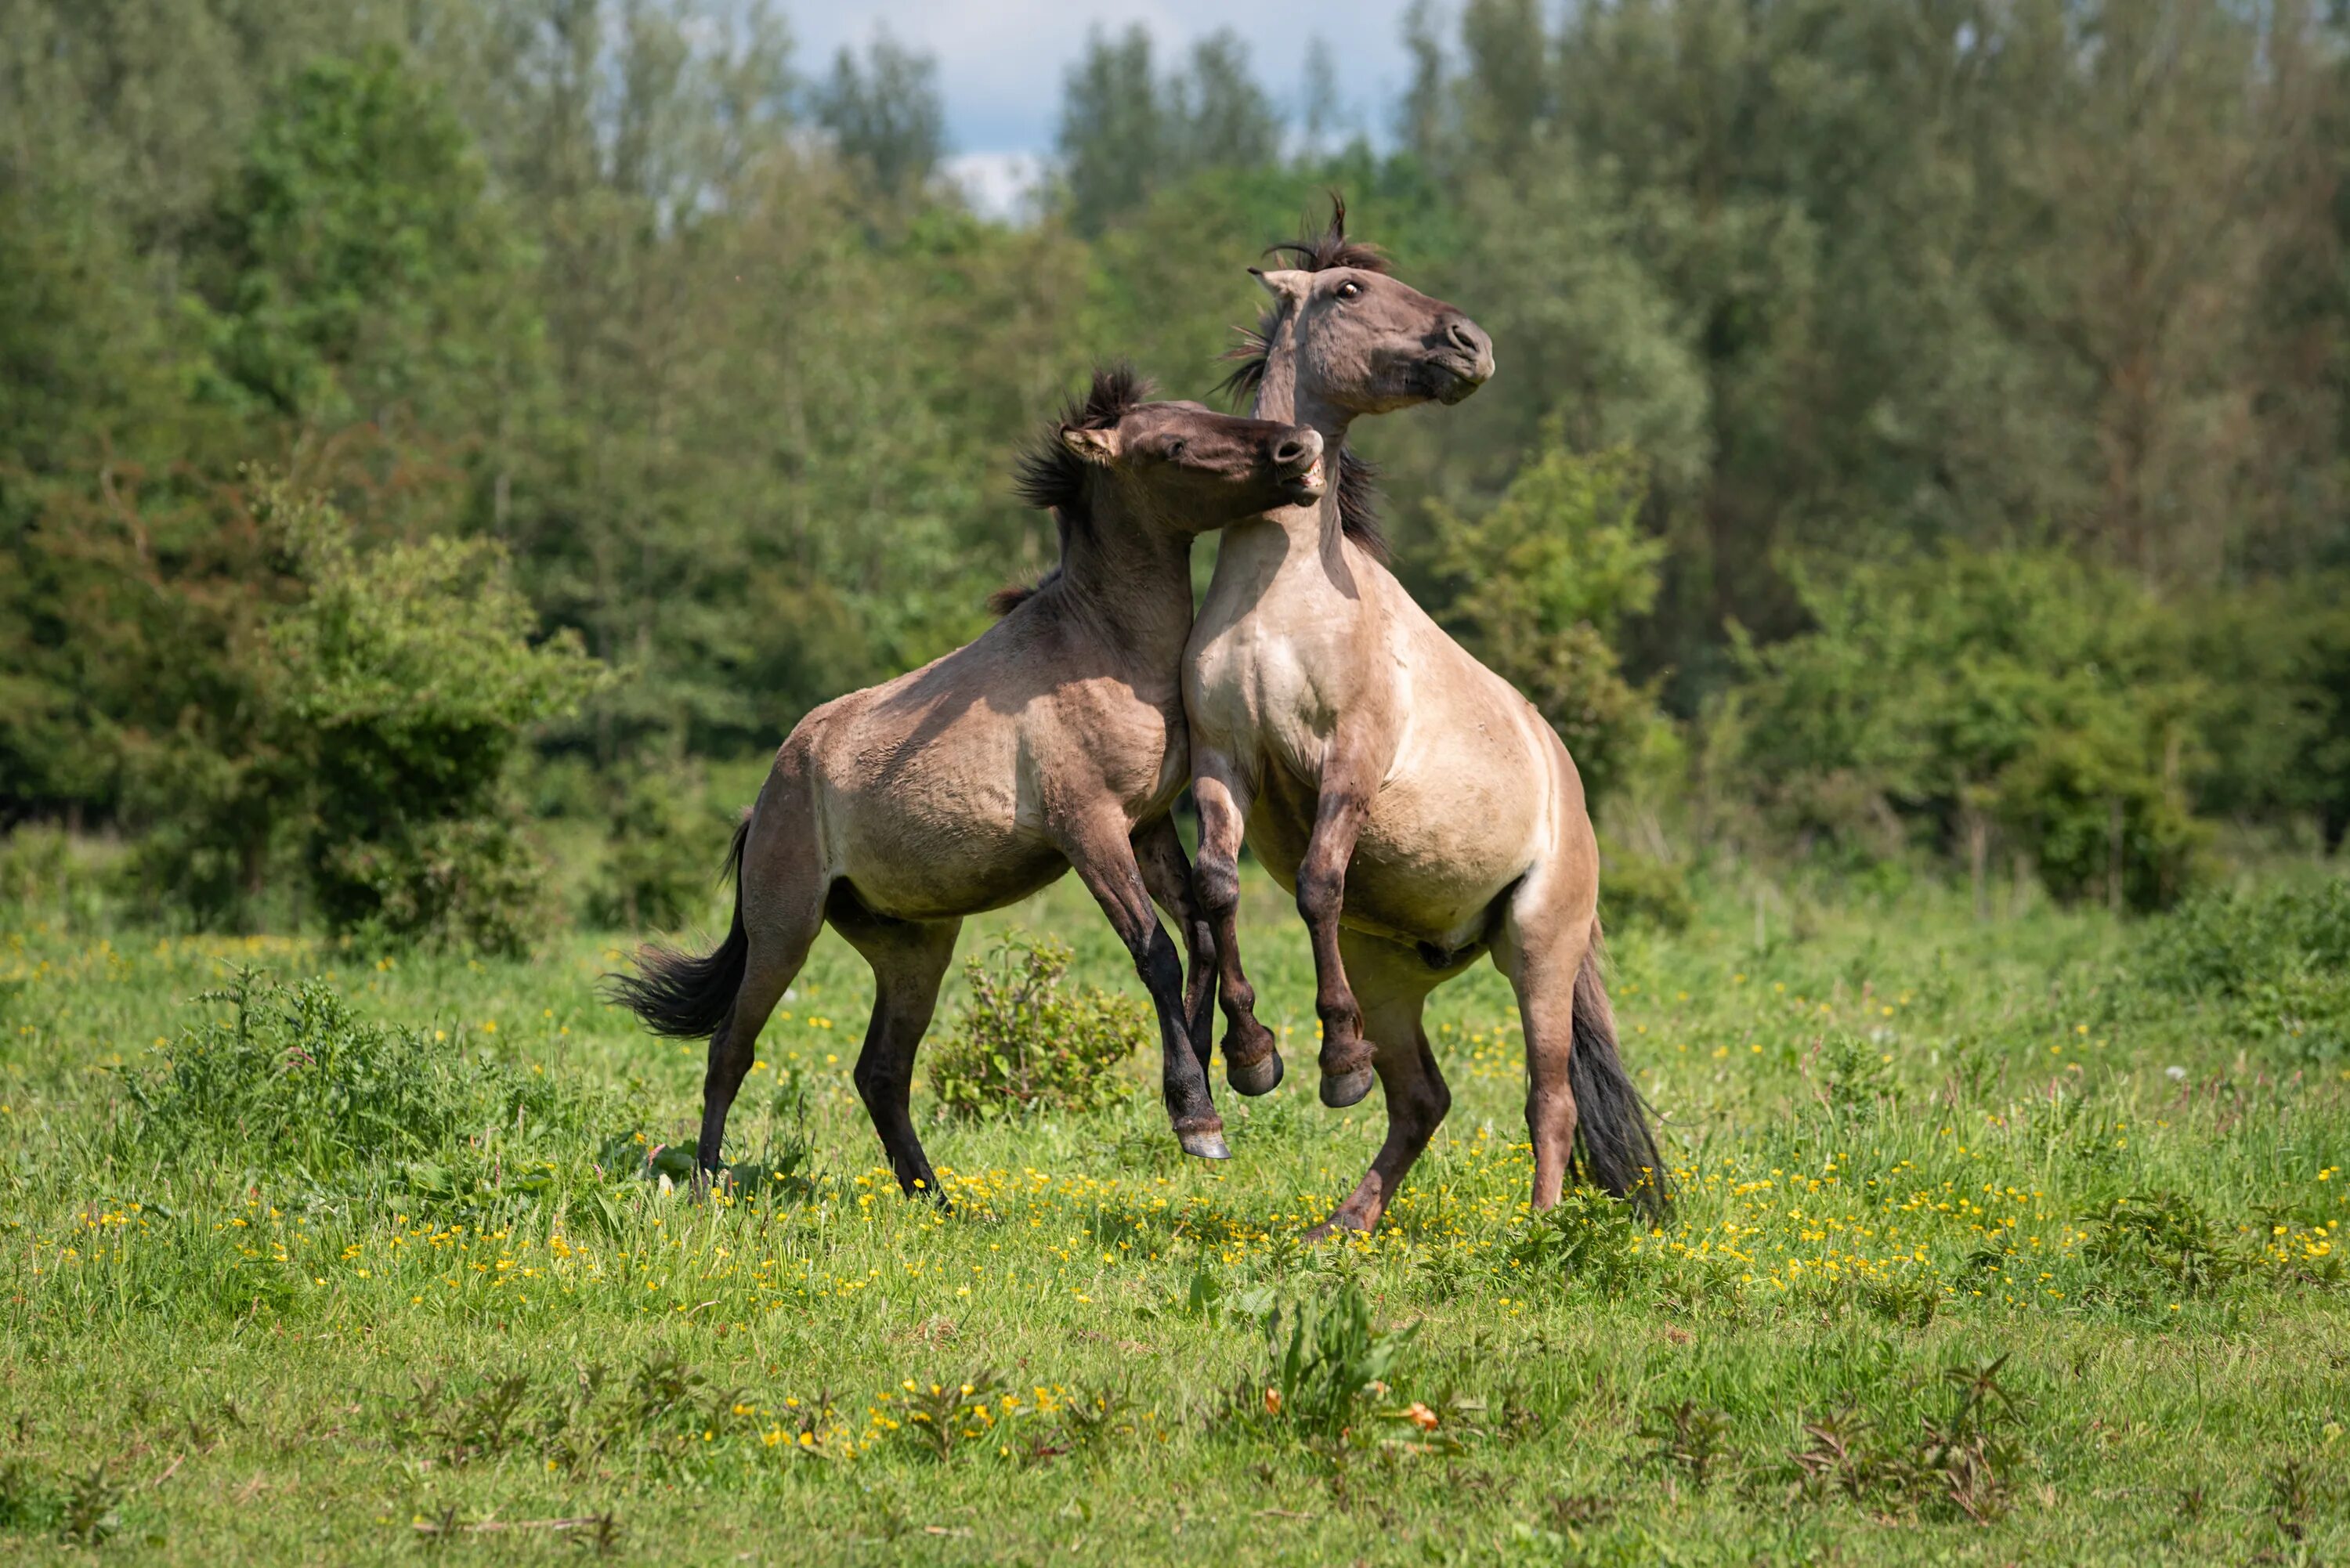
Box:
[1166, 439, 1188, 460]
[1335, 280, 1362, 302]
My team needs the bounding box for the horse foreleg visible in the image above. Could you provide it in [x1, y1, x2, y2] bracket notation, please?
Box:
[1191, 761, 1282, 1095]
[1134, 815, 1219, 1085]
[1296, 755, 1375, 1108]
[1064, 817, 1227, 1160]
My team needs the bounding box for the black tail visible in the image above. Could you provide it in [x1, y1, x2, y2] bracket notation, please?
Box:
[602, 815, 751, 1039]
[1568, 922, 1672, 1223]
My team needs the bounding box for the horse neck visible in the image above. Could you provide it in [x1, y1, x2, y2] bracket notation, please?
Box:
[1215, 312, 1358, 590]
[1054, 506, 1197, 660]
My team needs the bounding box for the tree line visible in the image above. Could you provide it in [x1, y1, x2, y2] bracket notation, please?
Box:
[2, 0, 2345, 944]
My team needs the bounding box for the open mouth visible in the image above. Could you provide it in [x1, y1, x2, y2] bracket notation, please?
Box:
[1286, 452, 1328, 499]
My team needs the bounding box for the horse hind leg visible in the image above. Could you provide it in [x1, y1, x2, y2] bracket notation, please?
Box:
[1062, 813, 1226, 1160]
[1191, 762, 1283, 1096]
[608, 769, 826, 1182]
[1495, 900, 1668, 1219]
[1309, 940, 1448, 1238]
[1134, 815, 1218, 1087]
[831, 889, 960, 1201]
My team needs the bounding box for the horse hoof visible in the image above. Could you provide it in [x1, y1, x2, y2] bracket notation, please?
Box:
[1319, 1066, 1376, 1108]
[1228, 1050, 1284, 1097]
[1179, 1129, 1233, 1161]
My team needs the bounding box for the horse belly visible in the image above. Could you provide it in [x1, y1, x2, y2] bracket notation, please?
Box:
[1347, 721, 1546, 949]
[822, 719, 1062, 921]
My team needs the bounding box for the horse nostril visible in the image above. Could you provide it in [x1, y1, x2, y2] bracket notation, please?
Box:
[1274, 436, 1310, 467]
[1447, 317, 1487, 356]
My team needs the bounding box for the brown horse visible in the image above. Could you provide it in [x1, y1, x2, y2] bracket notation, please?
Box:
[1186, 205, 1667, 1235]
[612, 369, 1325, 1189]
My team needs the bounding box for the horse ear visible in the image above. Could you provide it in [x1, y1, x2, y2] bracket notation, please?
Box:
[1059, 425, 1121, 465]
[1250, 266, 1311, 305]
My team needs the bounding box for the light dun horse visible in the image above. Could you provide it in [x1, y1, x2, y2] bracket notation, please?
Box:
[613, 370, 1326, 1190]
[1186, 205, 1668, 1235]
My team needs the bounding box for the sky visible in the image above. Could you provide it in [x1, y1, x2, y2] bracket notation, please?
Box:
[782, 1, 1420, 213]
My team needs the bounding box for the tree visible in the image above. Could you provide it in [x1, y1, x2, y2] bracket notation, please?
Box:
[195, 46, 536, 445]
[814, 30, 945, 197]
[1057, 26, 1164, 234]
[1421, 443, 1666, 803]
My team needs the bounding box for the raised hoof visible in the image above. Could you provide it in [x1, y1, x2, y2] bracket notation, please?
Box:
[1227, 1047, 1285, 1097]
[1179, 1129, 1233, 1161]
[1319, 1065, 1376, 1109]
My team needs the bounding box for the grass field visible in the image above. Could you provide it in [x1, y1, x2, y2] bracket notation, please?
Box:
[2, 861, 2345, 1564]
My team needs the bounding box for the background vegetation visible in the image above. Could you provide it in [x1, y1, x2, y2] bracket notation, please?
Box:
[2, 5, 2348, 1558]
[5, 0, 2348, 940]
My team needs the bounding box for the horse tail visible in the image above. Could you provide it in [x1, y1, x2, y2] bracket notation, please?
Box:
[603, 815, 752, 1040]
[1568, 919, 1672, 1222]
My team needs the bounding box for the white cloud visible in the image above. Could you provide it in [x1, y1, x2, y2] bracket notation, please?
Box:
[941, 150, 1043, 220]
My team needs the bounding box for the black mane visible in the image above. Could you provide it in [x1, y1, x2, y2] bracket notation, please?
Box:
[995, 363, 1153, 614]
[1215, 194, 1390, 562]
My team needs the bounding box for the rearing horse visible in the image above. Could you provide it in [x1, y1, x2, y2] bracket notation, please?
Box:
[1186, 205, 1667, 1235]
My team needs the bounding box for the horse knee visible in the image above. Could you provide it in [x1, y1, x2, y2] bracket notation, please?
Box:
[854, 1057, 909, 1109]
[1296, 867, 1343, 927]
[1195, 855, 1240, 916]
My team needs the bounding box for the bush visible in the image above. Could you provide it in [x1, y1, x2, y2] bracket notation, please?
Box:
[930, 934, 1149, 1121]
[2134, 880, 2350, 1064]
[1600, 848, 1694, 933]
[316, 815, 554, 959]
[122, 967, 609, 1210]
[1240, 1281, 1424, 1440]
[586, 762, 736, 932]
[1728, 547, 2209, 911]
[1421, 442, 1666, 804]
[125, 479, 602, 951]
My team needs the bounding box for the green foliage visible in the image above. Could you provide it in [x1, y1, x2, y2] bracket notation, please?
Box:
[814, 34, 945, 199]
[1244, 1281, 1423, 1440]
[262, 483, 597, 950]
[1599, 849, 1694, 934]
[586, 763, 735, 933]
[2133, 880, 2350, 1065]
[122, 966, 607, 1209]
[1423, 444, 1665, 802]
[2082, 1193, 2247, 1299]
[193, 46, 532, 432]
[931, 934, 1149, 1122]
[1054, 27, 1282, 233]
[2178, 578, 2350, 851]
[1729, 548, 2209, 910]
[1506, 1189, 1652, 1293]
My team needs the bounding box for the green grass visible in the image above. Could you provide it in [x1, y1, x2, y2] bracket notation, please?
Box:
[2, 866, 2345, 1563]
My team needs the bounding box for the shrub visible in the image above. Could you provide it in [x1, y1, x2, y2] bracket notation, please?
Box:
[1239, 1281, 1423, 1440]
[2134, 881, 2350, 1064]
[930, 934, 1149, 1121]
[1507, 1188, 1653, 1294]
[1599, 848, 1694, 933]
[586, 762, 736, 932]
[316, 815, 554, 959]
[125, 479, 602, 951]
[1728, 547, 2209, 911]
[269, 483, 600, 949]
[1420, 442, 1665, 804]
[121, 966, 609, 1208]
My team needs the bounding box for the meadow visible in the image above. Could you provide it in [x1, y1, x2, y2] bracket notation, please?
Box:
[2, 863, 2345, 1565]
